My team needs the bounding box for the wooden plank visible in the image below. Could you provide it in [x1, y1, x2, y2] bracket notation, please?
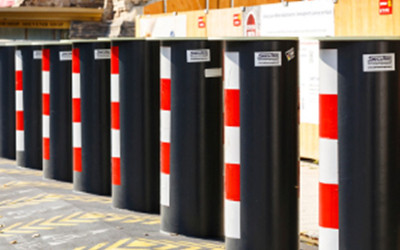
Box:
[300, 123, 319, 160]
[167, 0, 205, 12]
[335, 0, 398, 36]
[144, 1, 164, 15]
[207, 7, 244, 36]
[179, 10, 207, 37]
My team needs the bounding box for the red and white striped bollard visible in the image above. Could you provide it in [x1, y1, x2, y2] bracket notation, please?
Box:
[15, 49, 24, 167]
[160, 46, 171, 208]
[111, 45, 120, 186]
[319, 48, 339, 250]
[72, 48, 82, 173]
[224, 51, 241, 240]
[42, 48, 50, 166]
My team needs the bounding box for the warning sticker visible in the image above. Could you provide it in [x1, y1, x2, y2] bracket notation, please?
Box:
[285, 47, 295, 61]
[187, 49, 210, 63]
[94, 49, 111, 60]
[363, 53, 395, 72]
[33, 50, 42, 60]
[59, 51, 72, 61]
[254, 51, 281, 67]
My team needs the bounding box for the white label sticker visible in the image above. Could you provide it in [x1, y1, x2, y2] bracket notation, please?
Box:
[33, 50, 42, 60]
[363, 53, 395, 72]
[94, 49, 111, 60]
[187, 49, 210, 63]
[255, 51, 281, 67]
[59, 51, 72, 61]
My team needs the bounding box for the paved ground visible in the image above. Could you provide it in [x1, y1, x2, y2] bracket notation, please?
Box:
[0, 158, 318, 249]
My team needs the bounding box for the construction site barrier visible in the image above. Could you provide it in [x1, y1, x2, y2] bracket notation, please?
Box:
[42, 42, 72, 182]
[160, 39, 224, 238]
[0, 45, 15, 159]
[72, 40, 111, 195]
[110, 38, 160, 212]
[224, 38, 299, 250]
[15, 43, 42, 170]
[320, 39, 400, 250]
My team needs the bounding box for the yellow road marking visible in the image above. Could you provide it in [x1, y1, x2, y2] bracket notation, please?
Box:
[127, 239, 158, 247]
[105, 238, 131, 250]
[89, 242, 109, 250]
[41, 215, 76, 226]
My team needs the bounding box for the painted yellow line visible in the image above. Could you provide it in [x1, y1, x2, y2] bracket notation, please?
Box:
[41, 215, 76, 226]
[104, 238, 131, 250]
[89, 242, 109, 250]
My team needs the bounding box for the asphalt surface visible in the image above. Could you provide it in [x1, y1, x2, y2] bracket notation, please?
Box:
[0, 158, 317, 249]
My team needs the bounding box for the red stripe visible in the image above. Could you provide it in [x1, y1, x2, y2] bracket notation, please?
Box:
[16, 111, 24, 131]
[112, 157, 121, 185]
[42, 94, 50, 115]
[43, 138, 50, 160]
[15, 71, 23, 90]
[73, 148, 82, 172]
[319, 182, 339, 228]
[72, 48, 80, 74]
[72, 98, 81, 122]
[320, 94, 338, 139]
[160, 79, 171, 111]
[225, 163, 240, 201]
[111, 46, 119, 74]
[111, 102, 120, 130]
[161, 142, 170, 174]
[42, 48, 50, 71]
[224, 89, 240, 127]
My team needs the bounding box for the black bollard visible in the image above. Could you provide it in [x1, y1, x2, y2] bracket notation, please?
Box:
[15, 43, 42, 170]
[72, 40, 111, 195]
[320, 38, 400, 250]
[224, 38, 299, 250]
[0, 45, 15, 159]
[110, 38, 160, 213]
[42, 42, 72, 182]
[160, 39, 224, 238]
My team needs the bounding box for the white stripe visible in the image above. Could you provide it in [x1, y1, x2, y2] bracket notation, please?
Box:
[42, 115, 50, 138]
[319, 227, 339, 250]
[160, 110, 171, 143]
[42, 71, 50, 94]
[320, 49, 338, 95]
[16, 130, 24, 151]
[15, 50, 22, 71]
[205, 68, 222, 78]
[111, 74, 119, 102]
[73, 122, 81, 148]
[160, 46, 171, 79]
[225, 126, 240, 164]
[111, 129, 120, 158]
[160, 173, 170, 207]
[16, 91, 23, 111]
[319, 138, 338, 184]
[225, 199, 240, 239]
[224, 52, 240, 90]
[72, 73, 80, 98]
